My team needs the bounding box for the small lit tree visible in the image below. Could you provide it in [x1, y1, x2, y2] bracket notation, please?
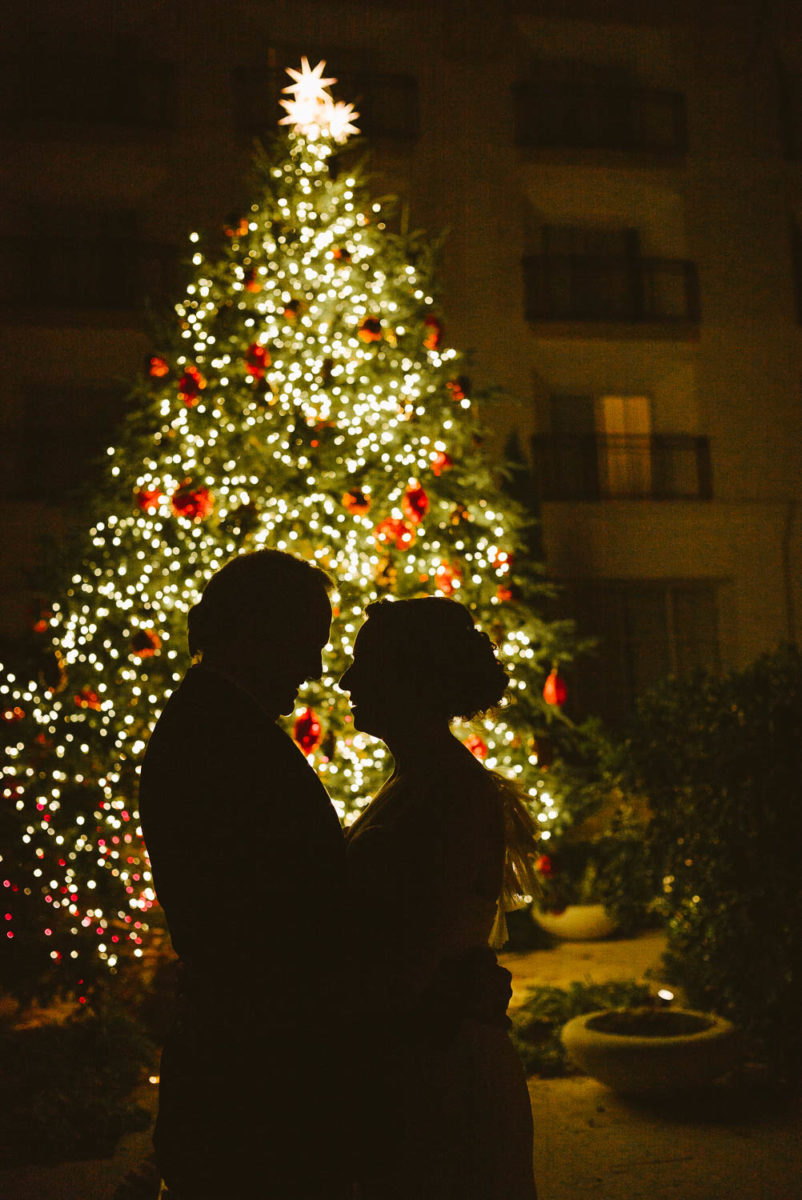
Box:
[1, 60, 577, 1001]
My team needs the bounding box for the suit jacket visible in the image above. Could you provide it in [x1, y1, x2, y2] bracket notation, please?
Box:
[139, 664, 346, 1016]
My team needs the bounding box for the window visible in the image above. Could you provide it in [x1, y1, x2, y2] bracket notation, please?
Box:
[565, 580, 720, 723]
[548, 393, 652, 495]
[233, 62, 419, 142]
[523, 224, 700, 325]
[595, 395, 652, 496]
[532, 395, 712, 500]
[513, 63, 687, 156]
[2, 384, 126, 501]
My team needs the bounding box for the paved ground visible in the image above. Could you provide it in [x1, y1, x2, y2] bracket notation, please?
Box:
[506, 929, 802, 1200]
[528, 1074, 801, 1200]
[2, 928, 800, 1199]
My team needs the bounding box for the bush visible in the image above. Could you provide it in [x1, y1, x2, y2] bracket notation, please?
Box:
[615, 643, 802, 1080]
[532, 721, 660, 933]
[0, 1007, 156, 1166]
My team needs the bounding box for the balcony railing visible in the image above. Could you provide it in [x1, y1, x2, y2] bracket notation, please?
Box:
[530, 433, 712, 501]
[513, 82, 687, 155]
[523, 254, 700, 325]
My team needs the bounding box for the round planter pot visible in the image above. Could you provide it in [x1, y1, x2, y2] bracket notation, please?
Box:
[561, 1008, 740, 1094]
[533, 903, 617, 941]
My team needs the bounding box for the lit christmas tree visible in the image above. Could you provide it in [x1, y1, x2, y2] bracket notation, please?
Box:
[1, 59, 576, 1001]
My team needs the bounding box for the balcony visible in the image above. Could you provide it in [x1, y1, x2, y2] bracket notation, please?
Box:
[523, 254, 700, 327]
[513, 82, 687, 156]
[530, 433, 712, 501]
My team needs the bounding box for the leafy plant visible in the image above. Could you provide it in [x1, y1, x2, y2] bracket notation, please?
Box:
[531, 724, 660, 933]
[510, 979, 652, 1076]
[614, 643, 802, 1080]
[0, 1007, 156, 1166]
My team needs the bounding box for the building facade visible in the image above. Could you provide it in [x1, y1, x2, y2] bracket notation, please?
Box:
[3, 0, 801, 720]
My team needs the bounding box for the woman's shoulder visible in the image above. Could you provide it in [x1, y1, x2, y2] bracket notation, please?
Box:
[439, 739, 502, 788]
[425, 743, 505, 823]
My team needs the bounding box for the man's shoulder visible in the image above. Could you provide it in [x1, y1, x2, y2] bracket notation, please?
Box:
[140, 666, 313, 797]
[148, 666, 275, 743]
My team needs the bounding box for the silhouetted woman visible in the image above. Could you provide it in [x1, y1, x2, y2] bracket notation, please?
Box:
[340, 597, 538, 1200]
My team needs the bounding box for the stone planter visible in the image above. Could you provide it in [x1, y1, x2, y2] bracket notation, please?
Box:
[533, 903, 617, 941]
[561, 1007, 740, 1093]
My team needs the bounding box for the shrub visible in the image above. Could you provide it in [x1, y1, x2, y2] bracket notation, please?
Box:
[0, 1008, 156, 1166]
[615, 643, 802, 1080]
[532, 722, 660, 933]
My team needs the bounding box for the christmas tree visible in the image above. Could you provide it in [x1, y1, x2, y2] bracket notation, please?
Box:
[1, 59, 575, 1001]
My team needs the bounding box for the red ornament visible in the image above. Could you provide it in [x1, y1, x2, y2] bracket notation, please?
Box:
[374, 517, 416, 551]
[135, 488, 164, 514]
[543, 667, 567, 707]
[402, 483, 429, 524]
[283, 299, 302, 321]
[40, 649, 67, 694]
[464, 734, 488, 760]
[131, 630, 161, 659]
[342, 488, 371, 514]
[2, 705, 25, 722]
[435, 560, 462, 596]
[32, 612, 51, 634]
[331, 246, 352, 263]
[74, 688, 102, 711]
[243, 266, 261, 293]
[496, 584, 516, 604]
[178, 366, 206, 406]
[535, 854, 555, 876]
[245, 343, 271, 378]
[225, 217, 249, 238]
[446, 376, 470, 402]
[492, 548, 513, 573]
[293, 707, 322, 753]
[171, 482, 214, 521]
[431, 451, 454, 476]
[147, 355, 170, 378]
[357, 317, 383, 343]
[423, 315, 443, 350]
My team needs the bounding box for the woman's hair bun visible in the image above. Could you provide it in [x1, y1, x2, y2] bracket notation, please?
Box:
[365, 597, 509, 720]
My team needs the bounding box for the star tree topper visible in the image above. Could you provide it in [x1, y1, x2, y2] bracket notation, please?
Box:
[279, 56, 360, 143]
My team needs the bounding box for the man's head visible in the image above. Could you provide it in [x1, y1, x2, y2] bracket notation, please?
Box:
[188, 550, 333, 717]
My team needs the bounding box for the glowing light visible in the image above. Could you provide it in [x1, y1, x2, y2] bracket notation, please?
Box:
[278, 58, 360, 143]
[282, 57, 336, 106]
[0, 57, 568, 991]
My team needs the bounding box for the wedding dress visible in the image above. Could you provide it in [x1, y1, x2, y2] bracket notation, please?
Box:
[346, 739, 538, 1200]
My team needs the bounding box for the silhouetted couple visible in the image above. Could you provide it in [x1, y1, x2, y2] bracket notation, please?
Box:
[139, 550, 538, 1199]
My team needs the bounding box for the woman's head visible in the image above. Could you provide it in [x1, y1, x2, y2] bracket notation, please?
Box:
[339, 597, 509, 738]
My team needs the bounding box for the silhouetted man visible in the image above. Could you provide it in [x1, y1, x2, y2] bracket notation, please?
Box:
[139, 550, 347, 1199]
